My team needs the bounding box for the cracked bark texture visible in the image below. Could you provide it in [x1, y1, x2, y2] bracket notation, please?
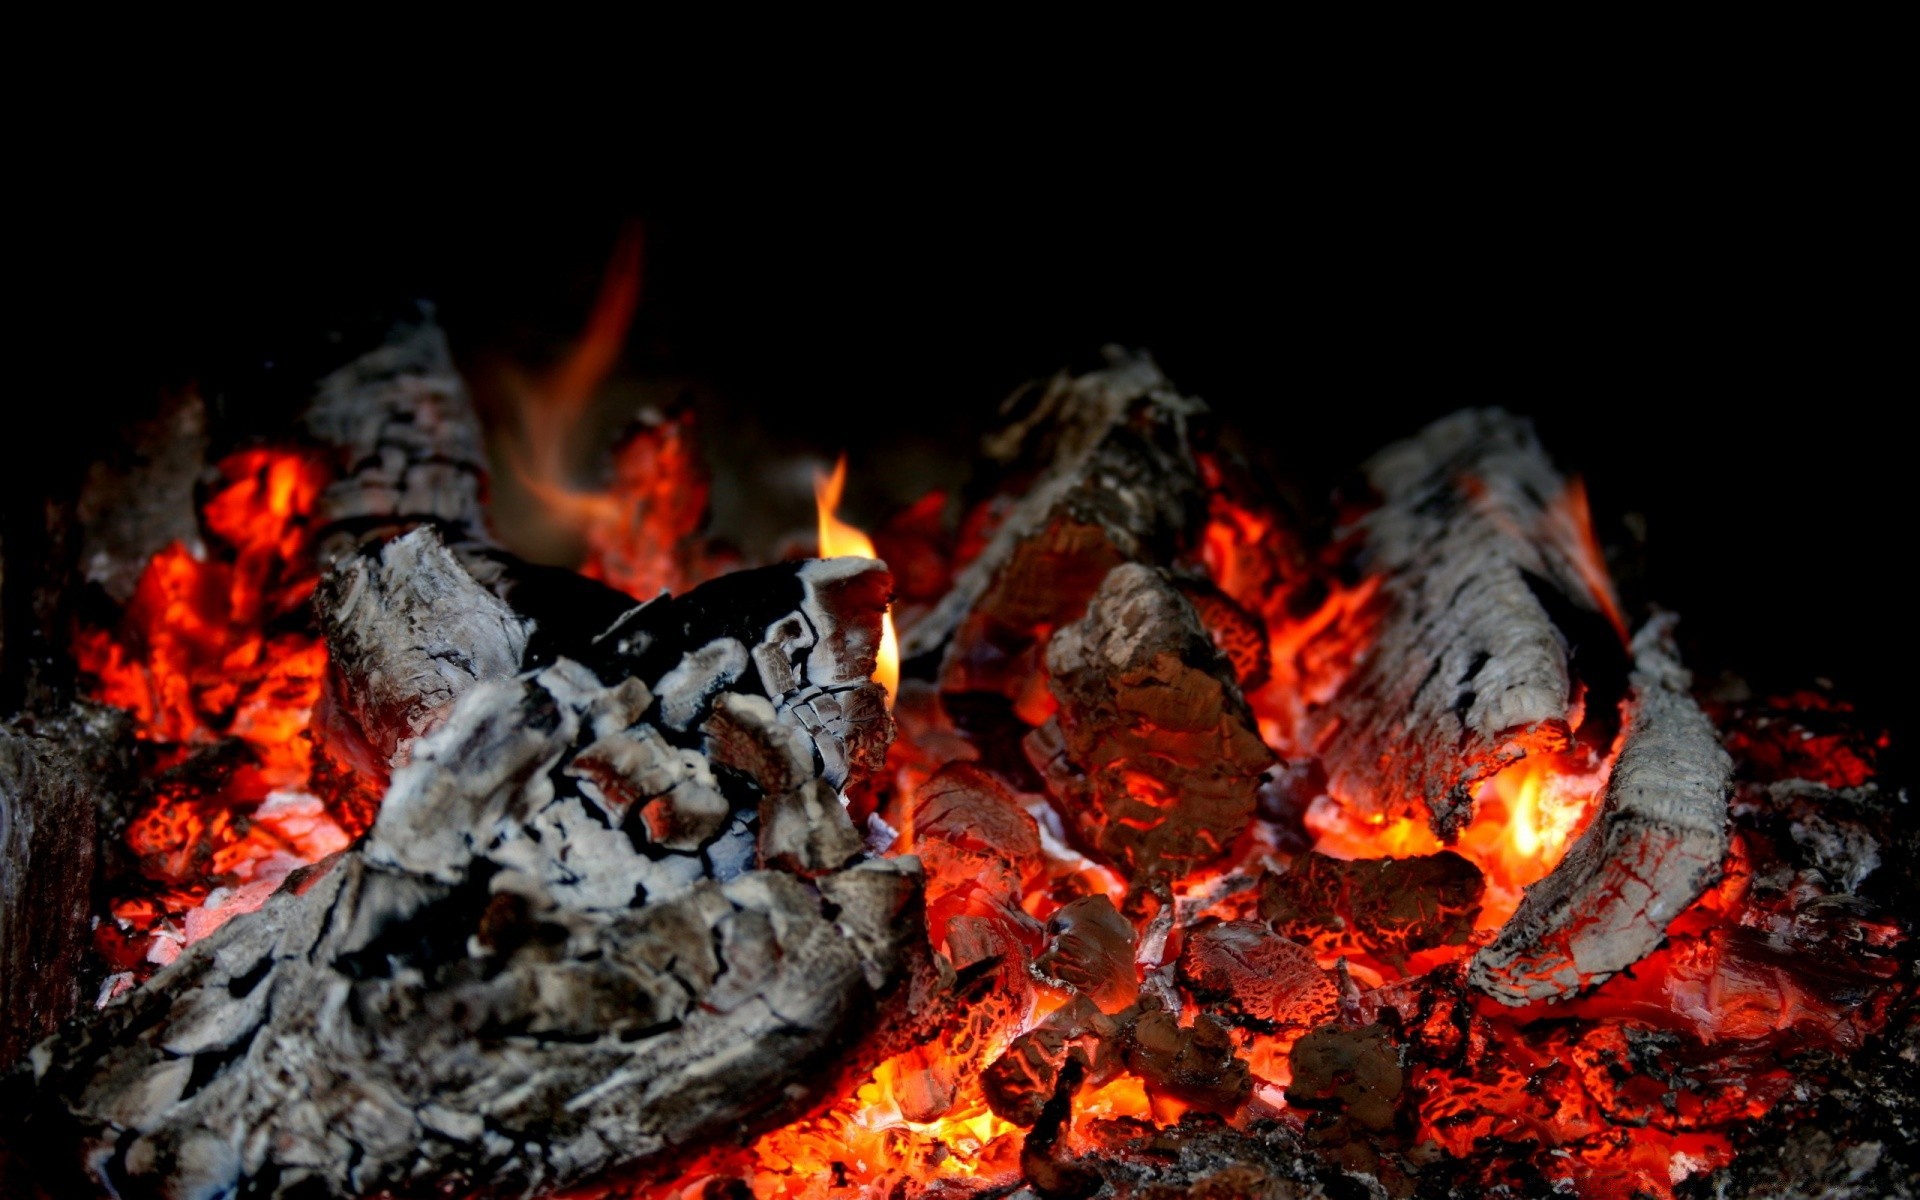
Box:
[19, 635, 927, 1198]
[1025, 563, 1273, 878]
[1469, 614, 1732, 1004]
[902, 348, 1210, 704]
[1307, 408, 1629, 840]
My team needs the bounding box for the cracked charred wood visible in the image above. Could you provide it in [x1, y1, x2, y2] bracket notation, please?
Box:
[902, 350, 1210, 702]
[1177, 920, 1337, 1034]
[1032, 894, 1139, 1013]
[298, 303, 493, 565]
[1260, 851, 1485, 970]
[1025, 564, 1274, 878]
[0, 706, 124, 1070]
[315, 527, 530, 772]
[590, 556, 895, 792]
[1306, 408, 1630, 840]
[1469, 615, 1732, 1004]
[16, 650, 933, 1199]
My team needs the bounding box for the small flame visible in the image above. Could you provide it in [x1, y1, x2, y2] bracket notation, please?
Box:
[815, 456, 900, 706]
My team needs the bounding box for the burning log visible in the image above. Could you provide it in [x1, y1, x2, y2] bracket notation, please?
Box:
[1469, 615, 1732, 1004]
[1025, 563, 1274, 878]
[904, 350, 1210, 701]
[1307, 408, 1629, 839]
[17, 579, 932, 1196]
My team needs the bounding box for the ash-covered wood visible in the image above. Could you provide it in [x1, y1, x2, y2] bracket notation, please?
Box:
[1025, 564, 1273, 878]
[298, 303, 493, 565]
[0, 706, 123, 1070]
[904, 350, 1210, 701]
[1307, 408, 1629, 840]
[18, 650, 930, 1198]
[1260, 851, 1485, 969]
[315, 526, 530, 770]
[1469, 615, 1731, 1004]
[592, 556, 896, 793]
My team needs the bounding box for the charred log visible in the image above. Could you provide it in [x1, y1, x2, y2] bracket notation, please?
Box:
[1307, 408, 1629, 839]
[1025, 564, 1273, 878]
[905, 350, 1210, 701]
[0, 706, 124, 1070]
[298, 303, 492, 565]
[1469, 615, 1732, 1004]
[18, 651, 930, 1198]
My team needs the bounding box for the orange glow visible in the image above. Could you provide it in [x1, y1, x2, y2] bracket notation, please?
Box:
[76, 447, 350, 977]
[1304, 754, 1609, 936]
[815, 455, 900, 706]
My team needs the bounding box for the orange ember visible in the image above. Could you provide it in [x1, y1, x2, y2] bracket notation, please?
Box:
[76, 447, 348, 983]
[815, 455, 901, 706]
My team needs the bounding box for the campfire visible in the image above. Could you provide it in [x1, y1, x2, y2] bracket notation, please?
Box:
[1, 269, 1912, 1200]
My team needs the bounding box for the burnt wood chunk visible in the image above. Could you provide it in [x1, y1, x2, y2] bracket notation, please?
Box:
[0, 707, 121, 1069]
[594, 557, 895, 792]
[1469, 616, 1732, 1004]
[19, 660, 933, 1198]
[316, 527, 530, 769]
[1306, 409, 1629, 840]
[910, 762, 1041, 898]
[904, 350, 1210, 700]
[1032, 894, 1139, 1013]
[1259, 851, 1485, 969]
[1025, 564, 1273, 878]
[1122, 1004, 1252, 1117]
[298, 305, 492, 563]
[758, 777, 865, 877]
[1177, 920, 1336, 1033]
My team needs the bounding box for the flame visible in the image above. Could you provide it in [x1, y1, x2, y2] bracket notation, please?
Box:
[814, 455, 900, 706]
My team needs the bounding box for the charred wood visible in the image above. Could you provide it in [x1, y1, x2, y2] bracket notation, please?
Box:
[1469, 615, 1732, 1004]
[1260, 851, 1484, 970]
[1306, 409, 1629, 839]
[904, 350, 1210, 702]
[1025, 564, 1273, 878]
[18, 652, 929, 1198]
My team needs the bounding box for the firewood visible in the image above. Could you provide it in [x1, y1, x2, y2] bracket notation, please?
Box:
[1032, 894, 1139, 1013]
[1468, 615, 1732, 1004]
[315, 527, 530, 771]
[1306, 409, 1629, 840]
[1025, 564, 1274, 878]
[902, 350, 1210, 701]
[298, 303, 492, 564]
[19, 655, 933, 1198]
[0, 707, 124, 1069]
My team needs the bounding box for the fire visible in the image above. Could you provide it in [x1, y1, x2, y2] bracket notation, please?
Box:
[815, 455, 901, 705]
[75, 446, 349, 981]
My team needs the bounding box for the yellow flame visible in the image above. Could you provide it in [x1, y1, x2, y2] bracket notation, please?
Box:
[814, 456, 900, 707]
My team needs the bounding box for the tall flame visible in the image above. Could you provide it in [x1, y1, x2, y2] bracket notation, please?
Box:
[814, 455, 900, 706]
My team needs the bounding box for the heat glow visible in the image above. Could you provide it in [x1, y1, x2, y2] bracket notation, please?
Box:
[815, 455, 901, 706]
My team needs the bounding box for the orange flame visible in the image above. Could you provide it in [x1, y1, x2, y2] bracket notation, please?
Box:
[814, 455, 900, 706]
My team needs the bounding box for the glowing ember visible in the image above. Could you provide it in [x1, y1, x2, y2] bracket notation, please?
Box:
[815, 455, 901, 706]
[75, 447, 347, 981]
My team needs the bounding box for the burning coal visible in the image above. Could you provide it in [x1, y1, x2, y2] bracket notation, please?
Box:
[5, 305, 1910, 1200]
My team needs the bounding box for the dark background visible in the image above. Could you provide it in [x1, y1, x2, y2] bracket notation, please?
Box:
[19, 168, 1910, 737]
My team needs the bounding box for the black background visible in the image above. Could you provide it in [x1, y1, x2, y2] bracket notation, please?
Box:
[19, 146, 1910, 739]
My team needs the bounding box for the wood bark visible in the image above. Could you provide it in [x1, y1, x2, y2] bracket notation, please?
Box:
[902, 349, 1210, 702]
[1306, 408, 1630, 840]
[1025, 563, 1273, 878]
[1468, 614, 1732, 1004]
[298, 302, 494, 566]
